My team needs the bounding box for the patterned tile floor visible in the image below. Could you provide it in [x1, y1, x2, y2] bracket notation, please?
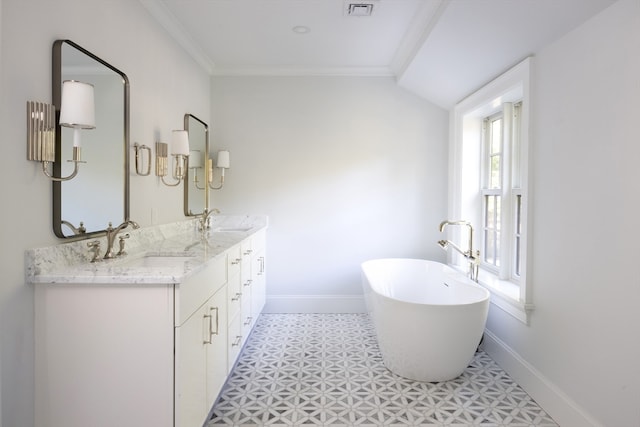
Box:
[207, 313, 558, 427]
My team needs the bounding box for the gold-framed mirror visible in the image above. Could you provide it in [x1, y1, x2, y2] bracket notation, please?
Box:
[52, 40, 130, 238]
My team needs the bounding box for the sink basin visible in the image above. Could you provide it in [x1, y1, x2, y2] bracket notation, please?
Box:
[212, 227, 252, 233]
[120, 252, 195, 268]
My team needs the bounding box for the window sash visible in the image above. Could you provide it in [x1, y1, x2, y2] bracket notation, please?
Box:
[481, 103, 522, 281]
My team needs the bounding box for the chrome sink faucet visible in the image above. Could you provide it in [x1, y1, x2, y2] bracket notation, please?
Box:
[438, 220, 480, 282]
[104, 220, 140, 259]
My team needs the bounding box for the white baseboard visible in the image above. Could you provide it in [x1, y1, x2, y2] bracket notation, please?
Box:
[482, 329, 603, 427]
[264, 294, 366, 313]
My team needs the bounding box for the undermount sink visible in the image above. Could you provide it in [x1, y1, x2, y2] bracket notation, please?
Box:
[120, 252, 196, 268]
[212, 227, 252, 233]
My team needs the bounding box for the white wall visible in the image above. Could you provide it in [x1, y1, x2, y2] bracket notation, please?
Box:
[0, 0, 210, 425]
[483, 0, 640, 425]
[211, 76, 448, 307]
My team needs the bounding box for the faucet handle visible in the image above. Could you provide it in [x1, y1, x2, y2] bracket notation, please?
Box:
[87, 240, 102, 263]
[116, 233, 130, 256]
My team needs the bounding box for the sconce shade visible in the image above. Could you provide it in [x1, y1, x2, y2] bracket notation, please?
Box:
[171, 130, 190, 156]
[59, 80, 95, 130]
[217, 150, 230, 169]
[189, 150, 202, 168]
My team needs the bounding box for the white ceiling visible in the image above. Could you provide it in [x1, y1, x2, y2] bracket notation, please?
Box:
[140, 0, 616, 108]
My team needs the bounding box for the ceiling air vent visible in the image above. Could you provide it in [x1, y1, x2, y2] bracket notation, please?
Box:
[344, 1, 378, 17]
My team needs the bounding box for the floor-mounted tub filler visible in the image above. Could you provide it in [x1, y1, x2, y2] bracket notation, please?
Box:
[361, 258, 490, 382]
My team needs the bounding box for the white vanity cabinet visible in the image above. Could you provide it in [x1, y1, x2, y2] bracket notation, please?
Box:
[32, 223, 267, 427]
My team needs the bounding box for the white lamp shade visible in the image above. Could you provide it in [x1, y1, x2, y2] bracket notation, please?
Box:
[216, 150, 230, 169]
[189, 150, 202, 168]
[59, 80, 95, 129]
[171, 130, 190, 156]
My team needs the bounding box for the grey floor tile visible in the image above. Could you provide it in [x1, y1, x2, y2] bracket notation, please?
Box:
[207, 313, 557, 427]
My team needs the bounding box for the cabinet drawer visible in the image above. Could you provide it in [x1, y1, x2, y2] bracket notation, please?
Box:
[227, 245, 242, 277]
[251, 229, 266, 254]
[240, 239, 252, 257]
[176, 255, 226, 326]
[227, 273, 241, 322]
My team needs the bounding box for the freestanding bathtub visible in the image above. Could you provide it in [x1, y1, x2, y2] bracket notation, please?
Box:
[361, 258, 490, 382]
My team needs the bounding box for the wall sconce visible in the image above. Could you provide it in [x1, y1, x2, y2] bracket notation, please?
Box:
[27, 80, 95, 181]
[156, 130, 190, 187]
[208, 150, 230, 190]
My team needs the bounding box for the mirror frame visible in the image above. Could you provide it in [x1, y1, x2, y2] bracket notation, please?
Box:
[52, 39, 130, 239]
[183, 113, 209, 217]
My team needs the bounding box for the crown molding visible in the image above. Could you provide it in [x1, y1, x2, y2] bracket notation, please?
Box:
[210, 66, 395, 78]
[138, 0, 215, 74]
[390, 0, 450, 80]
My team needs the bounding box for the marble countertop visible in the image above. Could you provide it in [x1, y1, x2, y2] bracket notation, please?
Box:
[26, 215, 267, 285]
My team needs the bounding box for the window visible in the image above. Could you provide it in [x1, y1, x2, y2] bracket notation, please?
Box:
[480, 103, 522, 281]
[450, 58, 533, 324]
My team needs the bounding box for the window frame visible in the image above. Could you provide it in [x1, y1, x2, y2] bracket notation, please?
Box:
[448, 57, 533, 324]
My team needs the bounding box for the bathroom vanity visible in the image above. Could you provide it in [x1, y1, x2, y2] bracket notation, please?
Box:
[27, 216, 267, 427]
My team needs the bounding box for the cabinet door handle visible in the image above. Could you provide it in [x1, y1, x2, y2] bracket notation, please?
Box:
[210, 306, 219, 336]
[243, 279, 252, 287]
[258, 256, 265, 274]
[231, 258, 241, 265]
[244, 316, 252, 326]
[243, 249, 253, 255]
[203, 313, 213, 345]
[231, 335, 242, 347]
[231, 292, 242, 301]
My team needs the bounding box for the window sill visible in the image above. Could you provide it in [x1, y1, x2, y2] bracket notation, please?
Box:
[477, 269, 533, 325]
[449, 264, 533, 325]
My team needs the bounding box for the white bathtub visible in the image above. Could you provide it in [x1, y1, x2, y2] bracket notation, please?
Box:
[361, 258, 490, 382]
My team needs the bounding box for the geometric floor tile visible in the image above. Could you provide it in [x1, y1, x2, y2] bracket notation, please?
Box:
[207, 313, 558, 427]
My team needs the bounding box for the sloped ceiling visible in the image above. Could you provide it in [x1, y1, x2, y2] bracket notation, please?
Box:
[140, 0, 616, 109]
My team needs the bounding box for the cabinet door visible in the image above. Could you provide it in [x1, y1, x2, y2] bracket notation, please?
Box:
[175, 304, 209, 427]
[206, 287, 228, 406]
[34, 284, 174, 427]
